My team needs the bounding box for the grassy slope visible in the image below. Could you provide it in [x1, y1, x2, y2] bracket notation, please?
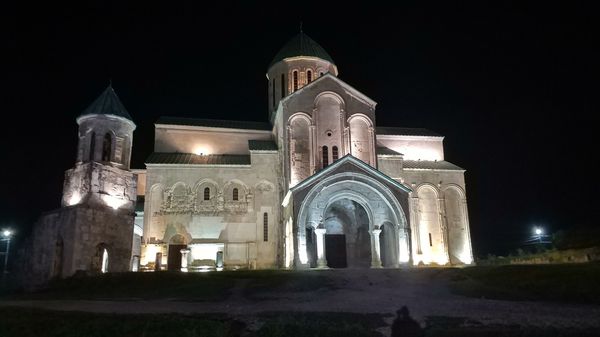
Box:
[448, 262, 600, 303]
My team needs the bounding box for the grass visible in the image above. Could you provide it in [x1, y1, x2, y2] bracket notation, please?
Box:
[0, 307, 242, 337]
[1, 307, 597, 337]
[5, 271, 240, 301]
[448, 262, 600, 304]
[243, 269, 338, 299]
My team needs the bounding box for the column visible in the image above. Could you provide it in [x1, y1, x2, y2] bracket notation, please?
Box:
[371, 228, 383, 268]
[180, 248, 190, 272]
[398, 228, 410, 264]
[315, 228, 328, 268]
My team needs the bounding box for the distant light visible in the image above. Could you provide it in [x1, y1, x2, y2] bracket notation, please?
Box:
[534, 227, 543, 235]
[2, 229, 11, 238]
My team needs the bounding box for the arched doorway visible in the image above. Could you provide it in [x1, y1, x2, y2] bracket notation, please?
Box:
[167, 234, 187, 271]
[379, 221, 398, 268]
[92, 243, 109, 273]
[323, 199, 371, 268]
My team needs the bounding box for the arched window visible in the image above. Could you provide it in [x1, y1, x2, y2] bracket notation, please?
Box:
[101, 248, 109, 273]
[322, 146, 329, 167]
[293, 71, 299, 91]
[263, 212, 268, 242]
[89, 132, 96, 161]
[232, 188, 239, 201]
[320, 71, 324, 76]
[332, 146, 339, 161]
[102, 133, 112, 161]
[307, 70, 312, 84]
[203, 187, 210, 201]
[280, 74, 285, 98]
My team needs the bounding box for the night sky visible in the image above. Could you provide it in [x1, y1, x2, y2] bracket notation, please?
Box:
[3, 2, 596, 257]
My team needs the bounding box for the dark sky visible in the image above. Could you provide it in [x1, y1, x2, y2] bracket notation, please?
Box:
[2, 2, 596, 257]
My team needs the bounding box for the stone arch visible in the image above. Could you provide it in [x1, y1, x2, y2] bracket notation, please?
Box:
[296, 172, 409, 268]
[379, 221, 398, 268]
[254, 180, 275, 193]
[288, 113, 313, 186]
[222, 179, 249, 202]
[101, 130, 116, 162]
[416, 184, 447, 265]
[442, 185, 472, 264]
[313, 92, 345, 169]
[348, 114, 374, 165]
[93, 243, 111, 273]
[149, 184, 165, 216]
[193, 178, 219, 203]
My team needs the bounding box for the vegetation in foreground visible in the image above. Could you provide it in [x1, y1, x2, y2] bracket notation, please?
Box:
[448, 262, 600, 304]
[3, 263, 600, 305]
[0, 308, 598, 337]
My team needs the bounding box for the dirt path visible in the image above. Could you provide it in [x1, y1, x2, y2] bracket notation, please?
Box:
[2, 269, 599, 329]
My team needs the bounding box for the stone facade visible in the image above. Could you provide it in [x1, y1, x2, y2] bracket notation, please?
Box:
[25, 32, 474, 285]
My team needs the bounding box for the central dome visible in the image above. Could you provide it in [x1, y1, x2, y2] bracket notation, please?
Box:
[268, 32, 335, 69]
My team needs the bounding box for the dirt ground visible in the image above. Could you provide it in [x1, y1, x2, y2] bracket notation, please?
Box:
[2, 268, 599, 331]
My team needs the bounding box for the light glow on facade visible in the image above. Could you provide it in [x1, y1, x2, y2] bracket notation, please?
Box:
[68, 192, 82, 206]
[104, 195, 128, 210]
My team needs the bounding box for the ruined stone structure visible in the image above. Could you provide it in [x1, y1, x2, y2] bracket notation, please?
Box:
[26, 32, 473, 283]
[26, 86, 138, 285]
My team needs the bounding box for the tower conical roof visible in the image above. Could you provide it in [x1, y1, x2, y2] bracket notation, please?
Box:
[79, 85, 133, 121]
[268, 32, 335, 69]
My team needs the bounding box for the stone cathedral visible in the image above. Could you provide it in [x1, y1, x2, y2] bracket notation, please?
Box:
[26, 33, 473, 284]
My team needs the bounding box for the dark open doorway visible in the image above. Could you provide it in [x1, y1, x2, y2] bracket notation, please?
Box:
[325, 234, 347, 268]
[167, 244, 186, 271]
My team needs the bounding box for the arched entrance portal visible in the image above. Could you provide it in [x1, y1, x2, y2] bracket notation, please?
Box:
[323, 199, 371, 268]
[293, 170, 411, 269]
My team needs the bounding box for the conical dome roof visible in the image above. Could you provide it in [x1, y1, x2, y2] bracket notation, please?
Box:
[79, 85, 133, 121]
[268, 32, 335, 69]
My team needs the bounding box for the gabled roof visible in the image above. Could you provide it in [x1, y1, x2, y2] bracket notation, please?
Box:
[248, 140, 278, 151]
[281, 72, 377, 108]
[269, 32, 335, 69]
[80, 85, 133, 121]
[376, 126, 442, 137]
[403, 160, 464, 171]
[146, 153, 250, 166]
[156, 116, 271, 131]
[291, 154, 411, 193]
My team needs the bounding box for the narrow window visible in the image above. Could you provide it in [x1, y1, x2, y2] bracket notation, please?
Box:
[428, 233, 433, 247]
[89, 132, 96, 161]
[263, 212, 268, 242]
[280, 74, 285, 98]
[293, 71, 298, 91]
[272, 78, 275, 108]
[322, 146, 329, 167]
[320, 71, 324, 76]
[307, 70, 312, 83]
[332, 146, 339, 161]
[203, 187, 210, 201]
[102, 133, 112, 161]
[233, 188, 239, 201]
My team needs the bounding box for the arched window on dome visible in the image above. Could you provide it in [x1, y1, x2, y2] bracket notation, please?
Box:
[293, 71, 299, 91]
[232, 188, 239, 201]
[203, 187, 210, 201]
[307, 70, 313, 84]
[280, 74, 285, 98]
[102, 133, 112, 162]
[332, 146, 339, 161]
[322, 146, 329, 168]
